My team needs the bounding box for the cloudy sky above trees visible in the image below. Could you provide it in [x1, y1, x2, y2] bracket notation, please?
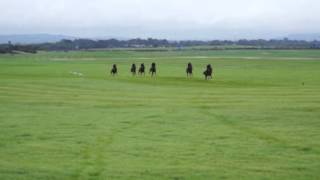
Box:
[0, 0, 319, 39]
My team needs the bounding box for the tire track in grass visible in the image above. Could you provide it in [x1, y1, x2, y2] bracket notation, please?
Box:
[75, 134, 113, 179]
[201, 110, 320, 177]
[203, 109, 319, 157]
[199, 109, 301, 149]
[74, 117, 143, 179]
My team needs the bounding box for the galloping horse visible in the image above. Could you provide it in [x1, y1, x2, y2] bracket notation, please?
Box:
[138, 63, 145, 76]
[203, 64, 213, 80]
[111, 64, 117, 76]
[131, 63, 136, 76]
[186, 62, 193, 77]
[149, 62, 156, 77]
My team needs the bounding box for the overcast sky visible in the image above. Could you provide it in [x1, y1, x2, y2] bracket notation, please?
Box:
[0, 0, 319, 39]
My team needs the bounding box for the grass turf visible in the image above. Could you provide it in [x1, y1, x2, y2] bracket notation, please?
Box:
[0, 50, 320, 179]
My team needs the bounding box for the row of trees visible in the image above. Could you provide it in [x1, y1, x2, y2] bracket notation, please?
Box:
[1, 38, 320, 54]
[0, 41, 37, 54]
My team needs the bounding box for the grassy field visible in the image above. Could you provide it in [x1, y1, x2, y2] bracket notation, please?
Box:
[0, 50, 320, 179]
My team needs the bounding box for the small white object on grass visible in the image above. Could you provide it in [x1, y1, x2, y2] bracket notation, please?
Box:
[70, 71, 84, 77]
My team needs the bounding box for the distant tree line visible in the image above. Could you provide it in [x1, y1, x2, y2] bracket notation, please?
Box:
[1, 38, 320, 54]
[0, 41, 37, 54]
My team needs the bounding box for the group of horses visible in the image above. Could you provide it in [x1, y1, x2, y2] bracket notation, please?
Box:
[111, 63, 213, 80]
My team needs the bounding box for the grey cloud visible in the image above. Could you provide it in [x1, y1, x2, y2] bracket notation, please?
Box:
[0, 0, 319, 39]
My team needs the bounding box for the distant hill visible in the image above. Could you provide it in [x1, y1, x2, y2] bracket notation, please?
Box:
[0, 34, 76, 44]
[287, 34, 320, 41]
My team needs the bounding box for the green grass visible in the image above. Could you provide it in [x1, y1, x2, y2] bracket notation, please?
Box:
[0, 50, 320, 179]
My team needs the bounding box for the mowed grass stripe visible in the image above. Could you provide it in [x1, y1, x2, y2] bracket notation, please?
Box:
[2, 87, 319, 105]
[1, 87, 320, 109]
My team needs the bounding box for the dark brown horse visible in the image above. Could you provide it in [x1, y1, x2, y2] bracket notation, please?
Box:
[131, 63, 136, 76]
[110, 64, 117, 76]
[203, 64, 213, 80]
[138, 63, 145, 76]
[186, 62, 193, 77]
[149, 62, 156, 77]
